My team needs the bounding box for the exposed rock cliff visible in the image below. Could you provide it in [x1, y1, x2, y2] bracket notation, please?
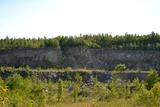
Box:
[0, 47, 160, 71]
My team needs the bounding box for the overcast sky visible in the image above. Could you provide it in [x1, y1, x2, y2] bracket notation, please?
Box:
[0, 0, 160, 38]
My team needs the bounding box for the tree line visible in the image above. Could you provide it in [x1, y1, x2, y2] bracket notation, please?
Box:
[1, 32, 160, 50]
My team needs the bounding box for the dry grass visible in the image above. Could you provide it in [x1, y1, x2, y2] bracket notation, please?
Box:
[45, 99, 137, 107]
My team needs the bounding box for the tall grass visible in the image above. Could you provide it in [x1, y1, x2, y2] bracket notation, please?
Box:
[0, 69, 159, 107]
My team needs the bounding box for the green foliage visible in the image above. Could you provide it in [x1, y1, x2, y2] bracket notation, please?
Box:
[134, 82, 160, 107]
[57, 79, 64, 102]
[74, 73, 83, 85]
[72, 83, 80, 102]
[1, 32, 160, 50]
[6, 74, 24, 90]
[72, 73, 83, 102]
[95, 83, 107, 101]
[0, 77, 4, 86]
[64, 67, 72, 72]
[91, 76, 106, 100]
[109, 79, 119, 98]
[151, 82, 160, 97]
[25, 65, 31, 71]
[117, 81, 127, 98]
[114, 64, 127, 72]
[126, 80, 131, 98]
[5, 74, 47, 107]
[146, 69, 159, 90]
[91, 76, 99, 96]
[0, 72, 160, 106]
[135, 86, 154, 107]
[0, 66, 97, 72]
[133, 78, 142, 92]
[0, 85, 8, 106]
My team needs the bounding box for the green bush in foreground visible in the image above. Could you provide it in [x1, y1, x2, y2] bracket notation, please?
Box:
[146, 69, 159, 90]
[0, 71, 159, 107]
[57, 79, 64, 102]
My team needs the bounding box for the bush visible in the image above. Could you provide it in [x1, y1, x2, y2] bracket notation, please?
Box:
[6, 74, 24, 90]
[134, 87, 154, 107]
[109, 79, 119, 98]
[74, 73, 83, 85]
[151, 82, 160, 97]
[114, 64, 127, 72]
[0, 85, 8, 106]
[30, 82, 47, 106]
[25, 65, 31, 71]
[57, 79, 64, 102]
[72, 83, 80, 102]
[146, 69, 159, 90]
[1, 71, 160, 106]
[134, 82, 160, 107]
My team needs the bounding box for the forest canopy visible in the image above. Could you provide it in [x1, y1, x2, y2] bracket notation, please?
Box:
[1, 32, 160, 50]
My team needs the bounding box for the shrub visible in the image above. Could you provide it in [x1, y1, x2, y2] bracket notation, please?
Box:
[96, 83, 107, 101]
[135, 86, 154, 107]
[126, 80, 131, 98]
[132, 78, 142, 92]
[74, 73, 83, 85]
[109, 79, 119, 98]
[30, 81, 47, 106]
[25, 65, 31, 71]
[0, 77, 4, 86]
[114, 64, 127, 72]
[80, 84, 91, 97]
[57, 79, 64, 102]
[146, 69, 159, 90]
[0, 85, 8, 106]
[6, 74, 24, 90]
[117, 81, 127, 98]
[72, 83, 80, 102]
[151, 82, 160, 97]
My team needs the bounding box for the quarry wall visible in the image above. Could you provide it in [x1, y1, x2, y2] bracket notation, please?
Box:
[0, 47, 160, 71]
[0, 71, 149, 82]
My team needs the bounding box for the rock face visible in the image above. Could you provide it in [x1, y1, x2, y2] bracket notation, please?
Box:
[0, 47, 160, 71]
[0, 71, 149, 82]
[0, 47, 62, 68]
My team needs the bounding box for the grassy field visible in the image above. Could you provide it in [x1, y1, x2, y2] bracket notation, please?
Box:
[46, 99, 135, 107]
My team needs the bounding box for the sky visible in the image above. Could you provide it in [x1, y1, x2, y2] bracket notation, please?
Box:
[0, 0, 160, 38]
